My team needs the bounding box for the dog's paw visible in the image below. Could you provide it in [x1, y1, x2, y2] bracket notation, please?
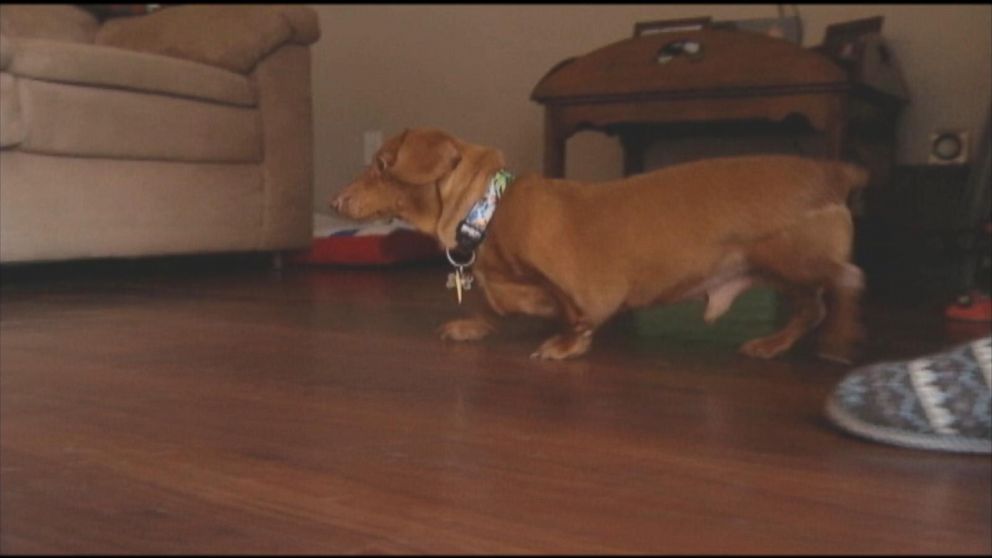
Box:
[530, 331, 592, 360]
[816, 338, 862, 365]
[438, 318, 494, 342]
[816, 349, 855, 365]
[739, 335, 791, 359]
[816, 324, 865, 365]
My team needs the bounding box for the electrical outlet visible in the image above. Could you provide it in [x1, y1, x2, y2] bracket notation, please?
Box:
[363, 130, 383, 165]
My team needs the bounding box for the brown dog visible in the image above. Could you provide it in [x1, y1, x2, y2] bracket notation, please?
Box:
[331, 127, 867, 361]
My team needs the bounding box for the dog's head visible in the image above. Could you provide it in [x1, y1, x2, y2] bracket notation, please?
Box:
[331, 128, 505, 249]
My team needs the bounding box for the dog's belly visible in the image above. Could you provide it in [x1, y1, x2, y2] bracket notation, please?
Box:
[625, 252, 757, 322]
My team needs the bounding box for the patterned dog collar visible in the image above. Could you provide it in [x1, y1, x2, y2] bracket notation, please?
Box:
[454, 169, 514, 252]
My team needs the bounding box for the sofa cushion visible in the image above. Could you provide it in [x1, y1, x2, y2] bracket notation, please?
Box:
[15, 78, 262, 163]
[3, 37, 256, 107]
[0, 4, 98, 43]
[95, 5, 320, 74]
[0, 152, 267, 262]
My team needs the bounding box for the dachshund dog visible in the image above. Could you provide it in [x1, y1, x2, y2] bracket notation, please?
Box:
[331, 128, 867, 361]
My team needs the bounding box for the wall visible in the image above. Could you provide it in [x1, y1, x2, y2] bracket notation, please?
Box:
[311, 4, 992, 208]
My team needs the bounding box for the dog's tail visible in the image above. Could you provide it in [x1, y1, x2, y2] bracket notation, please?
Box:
[825, 161, 870, 202]
[837, 161, 870, 191]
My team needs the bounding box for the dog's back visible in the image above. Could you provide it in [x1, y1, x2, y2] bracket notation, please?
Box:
[611, 155, 867, 245]
[495, 155, 867, 260]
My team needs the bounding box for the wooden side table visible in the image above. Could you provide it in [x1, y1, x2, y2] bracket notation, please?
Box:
[531, 28, 850, 178]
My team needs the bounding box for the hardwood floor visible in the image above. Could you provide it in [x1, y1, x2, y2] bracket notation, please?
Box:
[2, 257, 990, 554]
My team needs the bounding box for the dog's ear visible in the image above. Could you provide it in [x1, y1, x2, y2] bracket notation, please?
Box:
[388, 128, 462, 185]
[433, 145, 506, 249]
[375, 129, 406, 173]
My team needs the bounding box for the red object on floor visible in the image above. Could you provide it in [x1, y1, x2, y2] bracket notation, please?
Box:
[945, 292, 992, 322]
[288, 229, 443, 266]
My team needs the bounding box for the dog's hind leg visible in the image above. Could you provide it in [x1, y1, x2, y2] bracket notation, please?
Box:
[742, 204, 865, 361]
[739, 284, 826, 359]
[816, 262, 865, 364]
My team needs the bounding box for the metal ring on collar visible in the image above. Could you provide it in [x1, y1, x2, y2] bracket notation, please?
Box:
[445, 248, 476, 268]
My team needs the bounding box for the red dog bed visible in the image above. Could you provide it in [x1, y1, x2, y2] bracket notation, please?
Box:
[289, 214, 442, 266]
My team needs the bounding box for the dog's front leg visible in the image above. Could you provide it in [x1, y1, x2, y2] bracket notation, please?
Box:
[440, 273, 563, 343]
[530, 323, 596, 360]
[530, 288, 619, 360]
[437, 268, 507, 342]
[438, 314, 497, 341]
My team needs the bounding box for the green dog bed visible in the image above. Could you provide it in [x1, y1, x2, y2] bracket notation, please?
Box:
[630, 287, 783, 350]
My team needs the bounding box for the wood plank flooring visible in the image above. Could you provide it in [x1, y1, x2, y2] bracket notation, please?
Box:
[1, 257, 989, 554]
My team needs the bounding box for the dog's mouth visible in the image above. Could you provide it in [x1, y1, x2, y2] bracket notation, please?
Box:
[335, 202, 392, 223]
[365, 209, 393, 222]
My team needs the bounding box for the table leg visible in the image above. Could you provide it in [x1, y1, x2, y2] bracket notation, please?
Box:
[543, 109, 567, 178]
[826, 119, 845, 160]
[825, 94, 847, 160]
[619, 131, 648, 176]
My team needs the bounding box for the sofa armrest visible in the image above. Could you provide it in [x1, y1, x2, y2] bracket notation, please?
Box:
[94, 5, 320, 74]
[251, 44, 315, 249]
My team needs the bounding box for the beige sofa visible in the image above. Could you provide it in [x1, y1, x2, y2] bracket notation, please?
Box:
[0, 4, 319, 263]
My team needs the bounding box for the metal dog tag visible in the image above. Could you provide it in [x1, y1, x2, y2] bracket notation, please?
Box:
[446, 267, 474, 304]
